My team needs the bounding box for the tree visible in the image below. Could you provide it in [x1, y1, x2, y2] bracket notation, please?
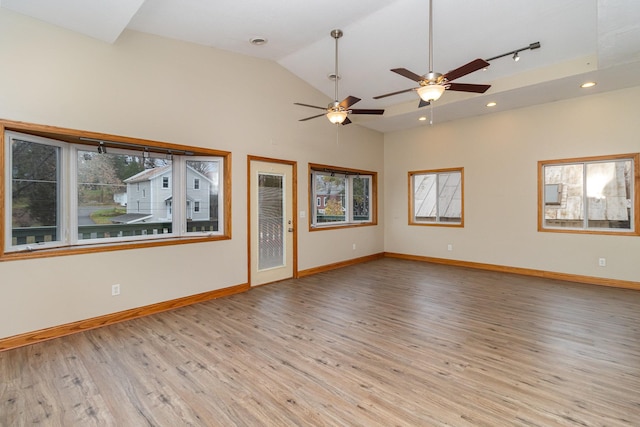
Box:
[188, 160, 217, 177]
[77, 151, 123, 204]
[112, 155, 145, 182]
[11, 140, 58, 227]
[352, 177, 369, 217]
[324, 198, 344, 216]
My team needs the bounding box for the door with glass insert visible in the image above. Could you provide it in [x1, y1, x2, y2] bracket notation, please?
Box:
[249, 159, 295, 286]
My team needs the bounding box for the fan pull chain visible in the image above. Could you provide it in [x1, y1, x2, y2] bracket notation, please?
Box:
[430, 103, 434, 125]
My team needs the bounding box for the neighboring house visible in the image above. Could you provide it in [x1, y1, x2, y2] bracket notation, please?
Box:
[315, 194, 345, 214]
[544, 161, 631, 227]
[117, 164, 214, 224]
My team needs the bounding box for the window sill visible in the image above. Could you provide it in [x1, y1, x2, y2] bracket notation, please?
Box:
[409, 222, 464, 228]
[1, 234, 230, 262]
[538, 227, 638, 236]
[309, 222, 376, 232]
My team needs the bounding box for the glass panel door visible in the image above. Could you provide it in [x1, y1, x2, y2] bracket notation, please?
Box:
[258, 173, 284, 270]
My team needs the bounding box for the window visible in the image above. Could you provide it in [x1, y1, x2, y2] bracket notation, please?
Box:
[409, 168, 464, 226]
[185, 160, 220, 233]
[8, 138, 62, 248]
[539, 154, 639, 234]
[76, 147, 171, 242]
[309, 163, 376, 229]
[3, 120, 231, 259]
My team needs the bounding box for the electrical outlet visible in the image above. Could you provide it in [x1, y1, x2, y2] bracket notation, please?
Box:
[352, 243, 356, 250]
[598, 258, 606, 267]
[447, 244, 453, 251]
[112, 284, 121, 296]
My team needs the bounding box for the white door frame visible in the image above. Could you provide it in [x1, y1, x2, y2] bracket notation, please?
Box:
[248, 156, 297, 286]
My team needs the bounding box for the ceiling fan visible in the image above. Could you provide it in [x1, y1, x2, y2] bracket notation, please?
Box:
[295, 29, 384, 125]
[374, 0, 490, 107]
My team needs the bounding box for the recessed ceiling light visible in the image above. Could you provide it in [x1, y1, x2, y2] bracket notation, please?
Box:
[327, 73, 341, 81]
[418, 116, 427, 121]
[249, 37, 268, 46]
[580, 81, 597, 88]
[486, 102, 497, 107]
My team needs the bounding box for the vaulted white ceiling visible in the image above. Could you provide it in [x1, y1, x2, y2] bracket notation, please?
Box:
[2, 0, 640, 132]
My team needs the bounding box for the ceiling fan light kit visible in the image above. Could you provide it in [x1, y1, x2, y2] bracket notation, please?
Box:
[326, 105, 348, 124]
[417, 83, 446, 102]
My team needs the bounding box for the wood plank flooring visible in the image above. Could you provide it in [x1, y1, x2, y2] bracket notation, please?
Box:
[1, 258, 640, 426]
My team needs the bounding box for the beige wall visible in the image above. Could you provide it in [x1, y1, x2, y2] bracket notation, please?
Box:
[384, 86, 640, 282]
[2, 8, 638, 341]
[0, 10, 384, 338]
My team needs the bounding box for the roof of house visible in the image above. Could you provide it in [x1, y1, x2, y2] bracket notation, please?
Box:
[110, 213, 154, 224]
[124, 164, 216, 185]
[124, 164, 172, 184]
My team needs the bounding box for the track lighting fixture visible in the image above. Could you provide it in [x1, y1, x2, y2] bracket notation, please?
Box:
[486, 42, 541, 63]
[78, 137, 194, 157]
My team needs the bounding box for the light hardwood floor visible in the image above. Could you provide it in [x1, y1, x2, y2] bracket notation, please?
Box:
[1, 258, 639, 426]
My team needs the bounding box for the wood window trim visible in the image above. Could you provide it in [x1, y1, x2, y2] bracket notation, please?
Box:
[408, 167, 465, 228]
[537, 153, 640, 236]
[308, 163, 378, 231]
[1, 118, 232, 262]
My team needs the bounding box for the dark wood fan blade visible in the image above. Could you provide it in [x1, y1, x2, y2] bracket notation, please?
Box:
[373, 87, 416, 99]
[391, 68, 424, 83]
[294, 102, 326, 110]
[299, 113, 326, 122]
[339, 96, 361, 109]
[418, 99, 430, 108]
[350, 109, 384, 115]
[447, 82, 491, 93]
[341, 117, 352, 125]
[443, 58, 489, 82]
